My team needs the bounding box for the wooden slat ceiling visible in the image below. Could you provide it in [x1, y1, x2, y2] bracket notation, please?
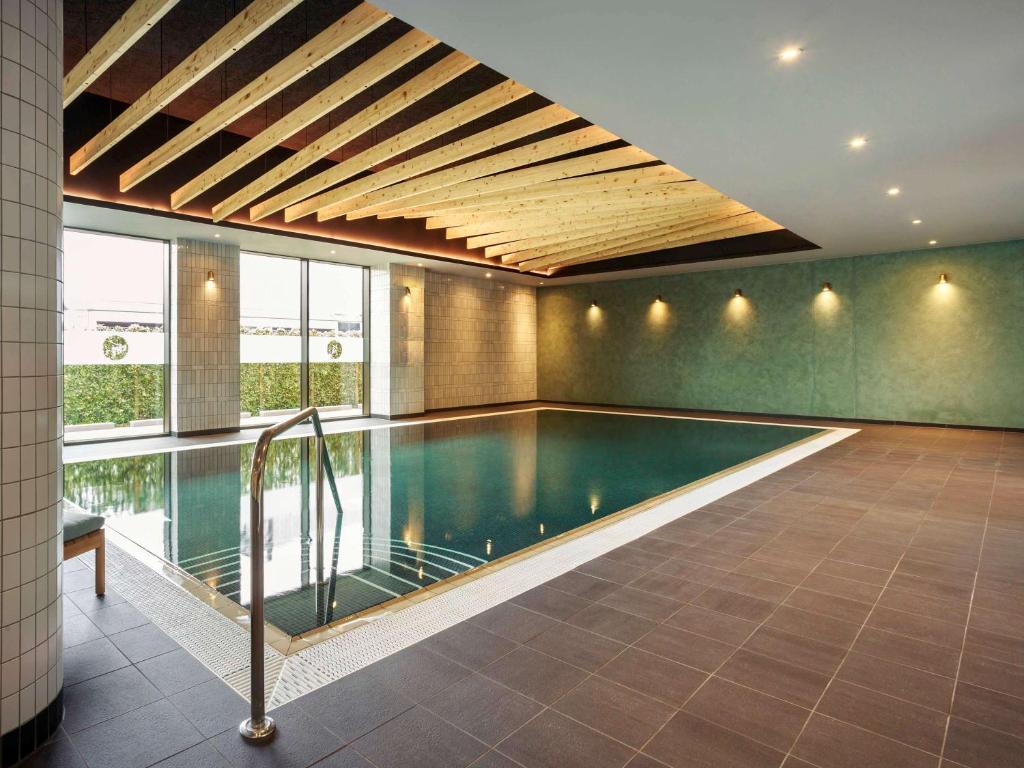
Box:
[63, 0, 811, 276]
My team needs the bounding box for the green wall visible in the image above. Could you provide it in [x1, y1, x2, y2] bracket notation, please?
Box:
[538, 240, 1024, 428]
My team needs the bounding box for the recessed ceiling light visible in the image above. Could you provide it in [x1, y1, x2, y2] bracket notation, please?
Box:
[214, 232, 221, 238]
[848, 136, 867, 149]
[485, 272, 492, 278]
[929, 240, 938, 245]
[887, 187, 901, 196]
[416, 262, 424, 267]
[778, 46, 803, 63]
[329, 249, 336, 254]
[911, 219, 922, 225]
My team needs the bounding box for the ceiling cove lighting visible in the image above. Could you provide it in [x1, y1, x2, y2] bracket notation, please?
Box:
[821, 282, 832, 293]
[778, 46, 803, 63]
[733, 289, 744, 299]
[939, 272, 949, 284]
[848, 136, 867, 149]
[887, 187, 901, 196]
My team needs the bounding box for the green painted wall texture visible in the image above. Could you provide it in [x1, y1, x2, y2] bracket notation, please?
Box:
[538, 240, 1024, 428]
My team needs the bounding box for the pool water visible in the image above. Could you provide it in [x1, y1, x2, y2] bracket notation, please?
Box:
[64, 410, 820, 636]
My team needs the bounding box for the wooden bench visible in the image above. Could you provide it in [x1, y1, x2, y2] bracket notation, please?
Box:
[62, 500, 105, 595]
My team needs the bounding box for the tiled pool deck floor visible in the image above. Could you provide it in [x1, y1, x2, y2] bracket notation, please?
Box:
[30, 407, 1024, 768]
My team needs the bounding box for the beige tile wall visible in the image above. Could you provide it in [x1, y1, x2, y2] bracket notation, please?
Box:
[370, 264, 424, 416]
[171, 239, 240, 434]
[424, 272, 537, 410]
[0, 0, 64, 742]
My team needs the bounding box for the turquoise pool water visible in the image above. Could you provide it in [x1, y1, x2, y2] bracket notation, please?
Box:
[64, 410, 820, 636]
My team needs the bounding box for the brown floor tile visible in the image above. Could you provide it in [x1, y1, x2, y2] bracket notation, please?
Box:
[470, 603, 557, 644]
[423, 623, 518, 671]
[627, 571, 707, 603]
[692, 586, 777, 623]
[897, 559, 977, 589]
[836, 651, 954, 713]
[350, 706, 488, 768]
[791, 713, 937, 768]
[801, 571, 885, 603]
[423, 674, 543, 746]
[962, 626, 1024, 666]
[750, 545, 824, 572]
[813, 558, 892, 586]
[817, 679, 948, 754]
[853, 628, 962, 678]
[683, 676, 810, 752]
[553, 675, 675, 749]
[877, 588, 971, 625]
[603, 545, 669, 570]
[644, 711, 785, 768]
[547, 570, 622, 602]
[957, 653, 1024, 700]
[764, 605, 862, 649]
[597, 648, 707, 707]
[714, 572, 793, 603]
[716, 649, 830, 709]
[888, 572, 975, 604]
[526, 622, 625, 672]
[511, 585, 591, 621]
[743, 625, 848, 676]
[482, 647, 588, 705]
[733, 557, 812, 585]
[943, 717, 1024, 768]
[634, 624, 736, 672]
[866, 606, 966, 649]
[568, 603, 656, 644]
[663, 604, 759, 645]
[497, 710, 635, 768]
[970, 606, 1024, 641]
[829, 538, 907, 571]
[576, 557, 645, 585]
[952, 682, 1024, 739]
[675, 546, 748, 571]
[599, 586, 683, 622]
[784, 587, 873, 625]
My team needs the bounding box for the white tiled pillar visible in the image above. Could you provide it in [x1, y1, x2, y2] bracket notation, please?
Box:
[0, 0, 65, 759]
[369, 264, 424, 417]
[171, 239, 240, 435]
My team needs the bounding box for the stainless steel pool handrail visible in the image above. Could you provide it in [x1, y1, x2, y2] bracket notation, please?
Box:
[240, 406, 343, 743]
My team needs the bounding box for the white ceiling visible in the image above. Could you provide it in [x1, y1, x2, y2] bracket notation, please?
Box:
[377, 0, 1024, 268]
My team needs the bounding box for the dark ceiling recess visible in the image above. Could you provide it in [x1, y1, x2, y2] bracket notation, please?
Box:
[63, 0, 816, 276]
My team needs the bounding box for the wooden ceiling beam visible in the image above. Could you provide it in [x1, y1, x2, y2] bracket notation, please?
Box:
[520, 216, 781, 271]
[171, 28, 438, 212]
[210, 50, 474, 221]
[382, 165, 694, 220]
[546, 220, 784, 271]
[307, 102, 580, 222]
[69, 0, 303, 175]
[252, 78, 532, 222]
[509, 212, 763, 267]
[491, 205, 748, 261]
[342, 124, 622, 220]
[369, 146, 658, 220]
[63, 0, 181, 108]
[122, 2, 391, 193]
[448, 209, 693, 240]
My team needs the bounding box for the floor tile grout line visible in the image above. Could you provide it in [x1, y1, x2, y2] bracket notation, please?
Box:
[937, 460, 995, 764]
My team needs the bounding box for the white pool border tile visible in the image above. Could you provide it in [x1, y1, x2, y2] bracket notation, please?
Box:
[78, 409, 858, 709]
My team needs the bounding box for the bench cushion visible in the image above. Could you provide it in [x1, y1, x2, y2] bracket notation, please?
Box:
[63, 500, 104, 543]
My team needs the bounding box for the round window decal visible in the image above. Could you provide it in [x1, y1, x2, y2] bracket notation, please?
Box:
[327, 339, 343, 359]
[102, 334, 129, 361]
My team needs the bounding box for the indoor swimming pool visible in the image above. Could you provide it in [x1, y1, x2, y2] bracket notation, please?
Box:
[63, 409, 822, 638]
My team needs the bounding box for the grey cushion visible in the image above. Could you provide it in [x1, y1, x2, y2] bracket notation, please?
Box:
[63, 500, 104, 543]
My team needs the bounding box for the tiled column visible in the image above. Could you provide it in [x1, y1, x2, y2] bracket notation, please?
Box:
[0, 0, 66, 761]
[369, 264, 424, 417]
[171, 239, 240, 435]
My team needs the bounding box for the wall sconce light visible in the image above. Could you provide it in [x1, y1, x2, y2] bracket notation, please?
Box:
[590, 300, 598, 308]
[938, 273, 949, 284]
[733, 289, 743, 299]
[404, 286, 412, 296]
[654, 295, 664, 303]
[821, 282, 832, 293]
[206, 270, 215, 285]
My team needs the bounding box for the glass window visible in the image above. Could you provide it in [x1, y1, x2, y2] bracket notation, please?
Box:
[240, 253, 302, 426]
[308, 261, 365, 417]
[63, 230, 168, 442]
